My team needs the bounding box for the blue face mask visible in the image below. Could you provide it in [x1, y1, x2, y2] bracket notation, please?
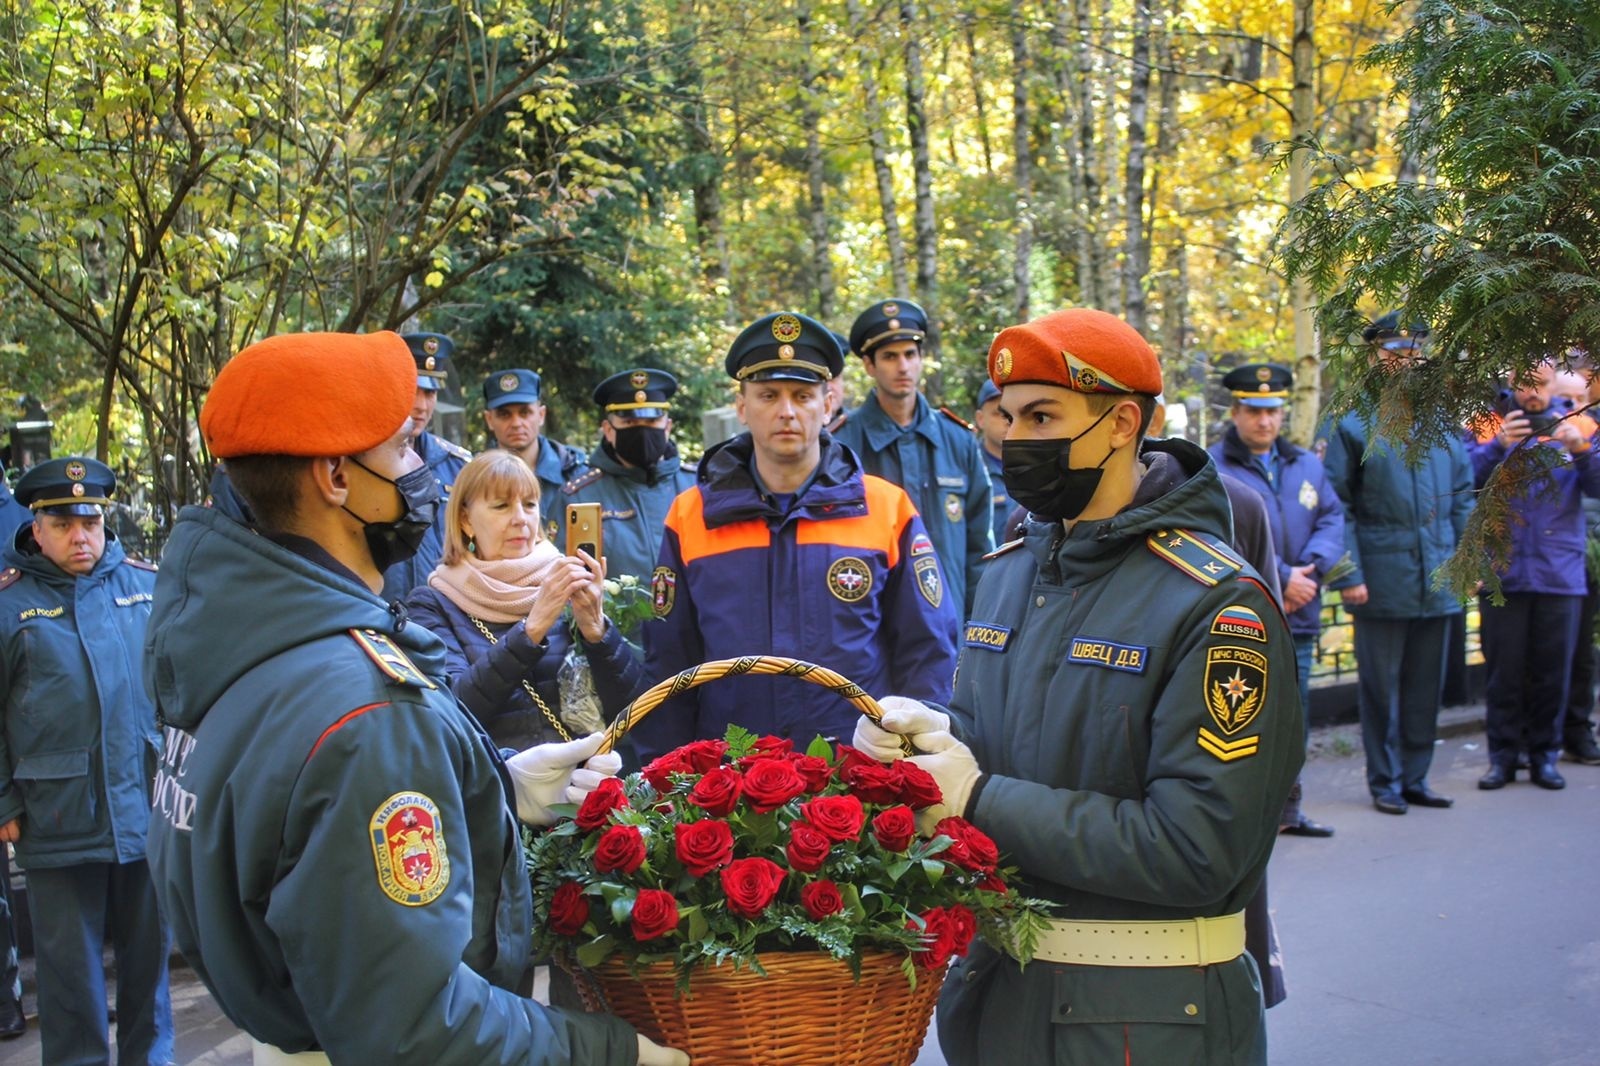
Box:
[1000, 405, 1117, 521]
[343, 459, 441, 573]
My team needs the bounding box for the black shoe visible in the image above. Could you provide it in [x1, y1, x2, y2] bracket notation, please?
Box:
[1373, 794, 1408, 815]
[1563, 737, 1600, 765]
[1479, 763, 1512, 790]
[0, 998, 25, 1040]
[1280, 814, 1335, 837]
[1401, 785, 1454, 808]
[1529, 759, 1567, 790]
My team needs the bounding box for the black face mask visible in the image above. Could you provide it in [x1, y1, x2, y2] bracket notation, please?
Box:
[343, 459, 441, 572]
[1001, 405, 1118, 521]
[612, 425, 670, 470]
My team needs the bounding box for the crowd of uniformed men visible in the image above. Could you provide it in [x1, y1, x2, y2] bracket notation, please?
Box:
[0, 297, 1596, 1066]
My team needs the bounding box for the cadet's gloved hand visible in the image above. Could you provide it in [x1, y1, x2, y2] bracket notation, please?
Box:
[852, 696, 951, 762]
[505, 732, 618, 826]
[906, 729, 981, 835]
[637, 1033, 691, 1065]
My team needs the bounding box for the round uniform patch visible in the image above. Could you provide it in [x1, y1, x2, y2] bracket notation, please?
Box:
[827, 557, 873, 603]
[995, 347, 1013, 382]
[1256, 366, 1272, 382]
[370, 792, 450, 906]
[65, 461, 86, 481]
[631, 370, 649, 388]
[423, 337, 440, 355]
[882, 302, 900, 317]
[1204, 646, 1268, 736]
[771, 314, 803, 343]
[1075, 366, 1100, 392]
[944, 493, 962, 522]
[424, 355, 436, 370]
[499, 372, 520, 392]
[652, 566, 677, 617]
[71, 483, 85, 497]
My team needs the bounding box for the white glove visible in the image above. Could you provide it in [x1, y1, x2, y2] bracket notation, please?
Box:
[906, 729, 981, 835]
[637, 1033, 691, 1066]
[853, 696, 951, 762]
[505, 732, 618, 826]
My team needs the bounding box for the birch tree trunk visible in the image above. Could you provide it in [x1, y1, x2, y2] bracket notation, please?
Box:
[902, 0, 942, 385]
[1288, 0, 1319, 444]
[1012, 0, 1033, 322]
[1069, 0, 1103, 308]
[848, 0, 911, 299]
[1121, 0, 1153, 334]
[798, 6, 835, 321]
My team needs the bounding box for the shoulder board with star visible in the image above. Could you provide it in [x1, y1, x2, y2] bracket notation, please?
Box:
[437, 438, 473, 462]
[827, 410, 849, 434]
[0, 567, 20, 593]
[348, 628, 436, 690]
[563, 467, 604, 496]
[1146, 528, 1242, 586]
[939, 406, 975, 433]
[982, 538, 1027, 561]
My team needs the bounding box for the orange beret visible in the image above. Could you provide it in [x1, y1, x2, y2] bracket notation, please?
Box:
[988, 308, 1161, 396]
[201, 332, 415, 458]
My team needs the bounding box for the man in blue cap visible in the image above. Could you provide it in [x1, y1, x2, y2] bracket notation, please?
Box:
[0, 457, 173, 1065]
[482, 367, 589, 545]
[1210, 362, 1347, 838]
[972, 378, 1012, 546]
[833, 299, 994, 617]
[563, 368, 695, 591]
[381, 331, 473, 600]
[630, 311, 960, 762]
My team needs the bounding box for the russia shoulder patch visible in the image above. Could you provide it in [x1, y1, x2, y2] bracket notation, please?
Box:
[910, 532, 935, 557]
[1210, 605, 1268, 643]
[370, 791, 450, 906]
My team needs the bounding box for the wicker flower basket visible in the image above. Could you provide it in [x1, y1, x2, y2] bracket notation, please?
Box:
[573, 950, 944, 1066]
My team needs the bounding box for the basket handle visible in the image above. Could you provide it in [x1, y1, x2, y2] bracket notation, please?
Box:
[598, 656, 887, 756]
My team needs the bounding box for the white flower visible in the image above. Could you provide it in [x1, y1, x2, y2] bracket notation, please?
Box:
[618, 573, 639, 589]
[603, 579, 622, 597]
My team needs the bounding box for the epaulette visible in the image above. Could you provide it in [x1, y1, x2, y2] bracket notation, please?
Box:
[1146, 528, 1243, 587]
[563, 467, 604, 496]
[827, 410, 849, 434]
[348, 628, 436, 690]
[939, 406, 975, 433]
[0, 567, 20, 592]
[437, 438, 473, 462]
[982, 538, 1027, 561]
[124, 558, 158, 572]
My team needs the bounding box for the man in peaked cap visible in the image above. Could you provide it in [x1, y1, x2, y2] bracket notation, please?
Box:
[629, 310, 959, 763]
[380, 331, 473, 600]
[854, 307, 1300, 1066]
[144, 331, 684, 1066]
[481, 367, 589, 545]
[0, 457, 173, 1064]
[833, 298, 994, 617]
[563, 368, 695, 593]
[971, 378, 1012, 546]
[1209, 360, 1347, 838]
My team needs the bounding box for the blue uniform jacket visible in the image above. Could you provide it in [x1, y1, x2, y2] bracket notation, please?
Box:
[562, 442, 696, 585]
[1467, 414, 1600, 596]
[145, 506, 636, 1064]
[832, 392, 994, 615]
[405, 584, 645, 751]
[1210, 427, 1347, 635]
[1323, 413, 1474, 618]
[980, 445, 1010, 548]
[381, 430, 471, 602]
[531, 437, 590, 548]
[0, 531, 161, 869]
[634, 433, 960, 763]
[936, 439, 1302, 1066]
[0, 479, 30, 544]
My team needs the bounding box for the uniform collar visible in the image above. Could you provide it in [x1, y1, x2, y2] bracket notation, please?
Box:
[854, 390, 940, 448]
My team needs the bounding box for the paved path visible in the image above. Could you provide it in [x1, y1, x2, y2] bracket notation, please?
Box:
[3, 714, 1596, 1065]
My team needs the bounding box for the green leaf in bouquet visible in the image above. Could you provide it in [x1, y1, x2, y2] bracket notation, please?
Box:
[683, 906, 708, 942]
[920, 859, 946, 886]
[575, 934, 616, 969]
[804, 734, 834, 759]
[609, 894, 635, 928]
[841, 883, 867, 921]
[885, 859, 912, 882]
[722, 723, 758, 760]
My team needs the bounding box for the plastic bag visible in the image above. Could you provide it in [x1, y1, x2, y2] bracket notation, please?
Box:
[557, 646, 607, 736]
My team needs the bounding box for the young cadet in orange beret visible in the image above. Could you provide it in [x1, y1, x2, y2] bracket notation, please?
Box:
[144, 332, 686, 1066]
[856, 308, 1303, 1066]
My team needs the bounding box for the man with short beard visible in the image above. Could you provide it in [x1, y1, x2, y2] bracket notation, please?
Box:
[481, 367, 589, 545]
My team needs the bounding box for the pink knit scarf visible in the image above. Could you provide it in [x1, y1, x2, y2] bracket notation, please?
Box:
[427, 540, 564, 624]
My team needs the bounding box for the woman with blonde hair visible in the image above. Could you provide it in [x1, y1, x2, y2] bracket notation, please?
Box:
[407, 450, 643, 750]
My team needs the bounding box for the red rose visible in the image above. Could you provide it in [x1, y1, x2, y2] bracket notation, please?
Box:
[674, 819, 735, 877]
[688, 766, 742, 816]
[832, 743, 880, 777]
[871, 805, 917, 852]
[593, 824, 647, 874]
[574, 777, 628, 830]
[944, 904, 978, 954]
[892, 760, 943, 809]
[749, 735, 794, 758]
[548, 882, 589, 936]
[677, 739, 728, 774]
[799, 879, 844, 920]
[721, 857, 787, 918]
[741, 759, 808, 813]
[909, 907, 959, 969]
[842, 762, 902, 804]
[934, 817, 999, 872]
[785, 821, 833, 873]
[799, 794, 865, 843]
[978, 872, 1008, 893]
[630, 888, 680, 941]
[788, 753, 833, 793]
[642, 751, 692, 793]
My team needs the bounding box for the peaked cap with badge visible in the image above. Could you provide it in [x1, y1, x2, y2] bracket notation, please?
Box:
[848, 299, 929, 358]
[726, 312, 843, 383]
[483, 368, 542, 409]
[593, 368, 679, 419]
[988, 307, 1163, 396]
[14, 456, 117, 516]
[1221, 363, 1292, 408]
[1362, 310, 1430, 348]
[401, 332, 454, 391]
[976, 378, 1002, 408]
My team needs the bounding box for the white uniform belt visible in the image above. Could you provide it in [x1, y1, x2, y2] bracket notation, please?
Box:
[1026, 912, 1247, 968]
[251, 1039, 331, 1065]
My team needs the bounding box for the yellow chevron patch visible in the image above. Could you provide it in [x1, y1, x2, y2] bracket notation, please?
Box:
[1197, 726, 1259, 763]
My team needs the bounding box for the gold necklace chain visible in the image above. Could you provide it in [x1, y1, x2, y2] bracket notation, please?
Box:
[468, 616, 573, 743]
